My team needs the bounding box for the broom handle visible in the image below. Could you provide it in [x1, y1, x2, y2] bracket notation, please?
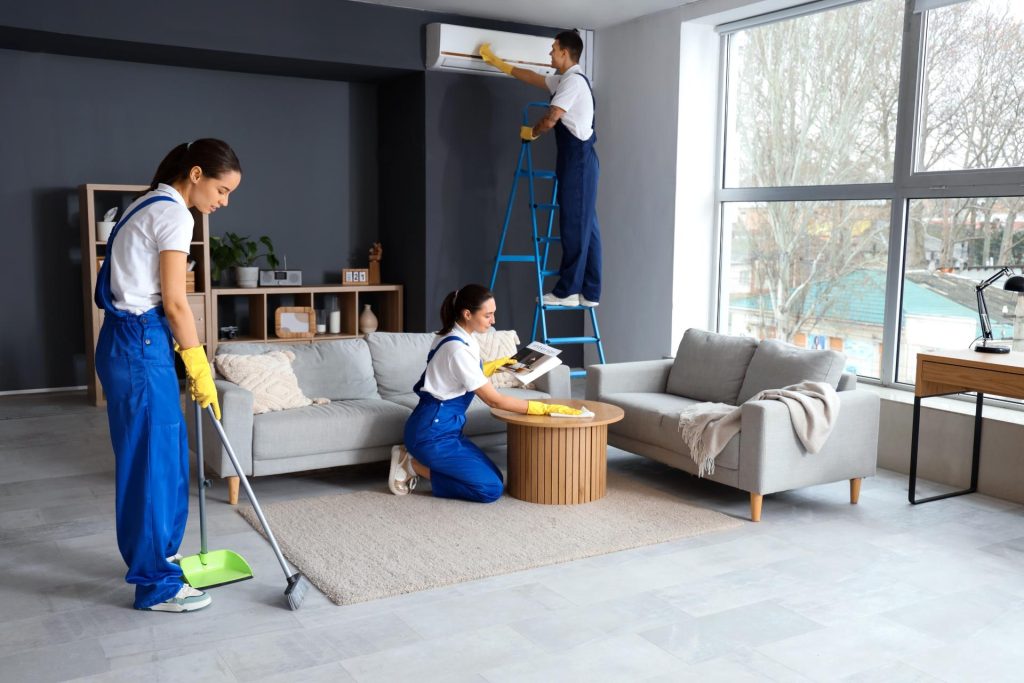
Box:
[194, 400, 209, 556]
[204, 406, 295, 580]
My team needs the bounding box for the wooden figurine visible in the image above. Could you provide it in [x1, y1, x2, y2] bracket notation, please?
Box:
[368, 241, 382, 285]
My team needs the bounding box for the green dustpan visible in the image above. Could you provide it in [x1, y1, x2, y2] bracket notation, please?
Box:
[181, 549, 253, 589]
[183, 401, 254, 590]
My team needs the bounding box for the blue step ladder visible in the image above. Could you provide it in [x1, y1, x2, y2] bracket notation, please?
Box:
[489, 102, 606, 379]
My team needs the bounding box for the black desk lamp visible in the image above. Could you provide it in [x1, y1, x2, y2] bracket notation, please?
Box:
[975, 266, 1024, 353]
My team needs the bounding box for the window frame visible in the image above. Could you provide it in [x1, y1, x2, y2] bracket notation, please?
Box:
[713, 0, 1024, 390]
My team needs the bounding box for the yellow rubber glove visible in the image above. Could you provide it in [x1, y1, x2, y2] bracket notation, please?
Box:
[520, 125, 538, 142]
[177, 345, 221, 420]
[480, 43, 514, 75]
[527, 401, 583, 416]
[482, 356, 515, 377]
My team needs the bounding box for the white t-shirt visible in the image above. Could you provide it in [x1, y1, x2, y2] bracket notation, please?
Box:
[110, 184, 193, 313]
[420, 324, 488, 401]
[544, 64, 594, 141]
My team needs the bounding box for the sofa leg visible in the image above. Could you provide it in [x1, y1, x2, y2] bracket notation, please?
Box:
[227, 476, 239, 505]
[850, 478, 862, 505]
[749, 493, 763, 522]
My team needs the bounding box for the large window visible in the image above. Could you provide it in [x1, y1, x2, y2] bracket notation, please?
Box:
[716, 0, 1024, 390]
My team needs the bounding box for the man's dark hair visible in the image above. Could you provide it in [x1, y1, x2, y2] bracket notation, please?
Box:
[555, 29, 583, 63]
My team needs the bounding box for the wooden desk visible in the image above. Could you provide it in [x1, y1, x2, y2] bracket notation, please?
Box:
[491, 400, 624, 505]
[910, 350, 1024, 503]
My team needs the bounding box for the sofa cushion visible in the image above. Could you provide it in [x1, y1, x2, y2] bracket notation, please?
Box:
[214, 350, 322, 414]
[214, 340, 378, 401]
[736, 339, 845, 404]
[473, 329, 526, 389]
[365, 332, 436, 398]
[252, 399, 411, 460]
[601, 392, 739, 470]
[666, 329, 758, 404]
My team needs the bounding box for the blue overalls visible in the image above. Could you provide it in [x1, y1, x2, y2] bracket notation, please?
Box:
[94, 195, 190, 609]
[403, 336, 504, 503]
[551, 72, 602, 303]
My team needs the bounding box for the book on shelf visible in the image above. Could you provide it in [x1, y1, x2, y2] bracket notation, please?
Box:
[498, 341, 562, 386]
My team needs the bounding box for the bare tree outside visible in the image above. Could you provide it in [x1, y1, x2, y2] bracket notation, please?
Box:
[721, 0, 1024, 379]
[724, 0, 903, 348]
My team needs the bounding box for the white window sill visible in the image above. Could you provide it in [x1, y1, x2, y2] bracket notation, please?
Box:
[860, 382, 1024, 427]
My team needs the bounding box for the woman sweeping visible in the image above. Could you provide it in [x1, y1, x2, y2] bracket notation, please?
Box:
[95, 139, 240, 612]
[389, 284, 581, 502]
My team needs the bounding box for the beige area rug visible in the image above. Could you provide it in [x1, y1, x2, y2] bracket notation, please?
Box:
[238, 474, 742, 605]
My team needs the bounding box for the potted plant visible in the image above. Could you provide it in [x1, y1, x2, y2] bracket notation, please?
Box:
[210, 232, 279, 288]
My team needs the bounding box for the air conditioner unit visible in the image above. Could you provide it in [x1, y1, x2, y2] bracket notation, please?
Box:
[425, 23, 594, 82]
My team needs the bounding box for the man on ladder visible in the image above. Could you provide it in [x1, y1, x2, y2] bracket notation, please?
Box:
[481, 29, 600, 308]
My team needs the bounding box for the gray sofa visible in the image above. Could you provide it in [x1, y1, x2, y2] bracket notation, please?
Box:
[586, 329, 879, 521]
[187, 331, 571, 504]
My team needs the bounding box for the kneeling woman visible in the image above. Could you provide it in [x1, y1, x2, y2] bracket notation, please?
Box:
[391, 284, 580, 502]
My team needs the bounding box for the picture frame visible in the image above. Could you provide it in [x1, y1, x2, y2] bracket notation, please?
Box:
[274, 306, 316, 339]
[342, 268, 369, 285]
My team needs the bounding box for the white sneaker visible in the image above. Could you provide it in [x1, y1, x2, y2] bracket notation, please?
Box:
[145, 585, 212, 612]
[579, 296, 599, 307]
[388, 445, 418, 495]
[540, 293, 579, 306]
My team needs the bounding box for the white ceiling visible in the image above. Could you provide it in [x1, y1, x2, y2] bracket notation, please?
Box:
[348, 0, 704, 30]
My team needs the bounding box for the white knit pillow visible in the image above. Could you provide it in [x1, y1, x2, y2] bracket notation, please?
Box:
[215, 350, 327, 414]
[474, 329, 528, 389]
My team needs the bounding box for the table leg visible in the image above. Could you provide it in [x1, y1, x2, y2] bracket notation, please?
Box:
[909, 396, 921, 504]
[909, 392, 984, 504]
[970, 392, 983, 492]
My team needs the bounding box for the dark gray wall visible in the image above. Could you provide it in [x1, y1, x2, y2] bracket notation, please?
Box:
[0, 48, 376, 391]
[0, 0, 573, 390]
[423, 71, 581, 364]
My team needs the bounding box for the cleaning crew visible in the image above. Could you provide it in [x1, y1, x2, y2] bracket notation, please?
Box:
[95, 139, 240, 612]
[481, 29, 601, 308]
[389, 284, 581, 501]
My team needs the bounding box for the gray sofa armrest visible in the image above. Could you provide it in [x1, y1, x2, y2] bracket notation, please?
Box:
[737, 389, 879, 495]
[838, 372, 857, 391]
[586, 359, 673, 399]
[534, 364, 571, 399]
[186, 379, 256, 478]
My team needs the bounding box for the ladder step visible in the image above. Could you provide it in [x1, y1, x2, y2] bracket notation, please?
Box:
[540, 269, 559, 277]
[547, 336, 600, 344]
[518, 170, 556, 179]
[541, 304, 584, 310]
[537, 236, 561, 242]
[497, 255, 536, 263]
[531, 203, 558, 210]
[569, 368, 588, 379]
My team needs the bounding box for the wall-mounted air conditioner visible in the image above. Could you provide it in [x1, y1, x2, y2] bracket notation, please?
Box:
[425, 23, 594, 83]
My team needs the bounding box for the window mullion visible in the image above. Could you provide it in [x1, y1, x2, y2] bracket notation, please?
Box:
[882, 0, 925, 385]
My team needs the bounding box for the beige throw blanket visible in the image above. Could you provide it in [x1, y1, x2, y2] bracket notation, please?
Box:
[677, 381, 840, 477]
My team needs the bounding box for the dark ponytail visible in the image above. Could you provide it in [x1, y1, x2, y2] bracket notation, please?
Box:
[148, 138, 241, 191]
[438, 284, 493, 334]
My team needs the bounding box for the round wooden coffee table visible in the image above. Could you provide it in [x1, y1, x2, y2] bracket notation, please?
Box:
[491, 399, 624, 505]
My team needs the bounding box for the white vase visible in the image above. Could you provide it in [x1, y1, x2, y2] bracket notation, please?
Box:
[359, 304, 379, 334]
[235, 266, 259, 288]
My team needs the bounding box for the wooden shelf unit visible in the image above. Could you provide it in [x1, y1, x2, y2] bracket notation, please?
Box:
[212, 284, 403, 355]
[79, 183, 213, 406]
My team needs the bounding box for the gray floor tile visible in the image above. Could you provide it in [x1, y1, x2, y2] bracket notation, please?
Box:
[2, 392, 1024, 681]
[479, 632, 689, 683]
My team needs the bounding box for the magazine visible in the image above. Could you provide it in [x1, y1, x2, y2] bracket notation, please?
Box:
[498, 341, 563, 386]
